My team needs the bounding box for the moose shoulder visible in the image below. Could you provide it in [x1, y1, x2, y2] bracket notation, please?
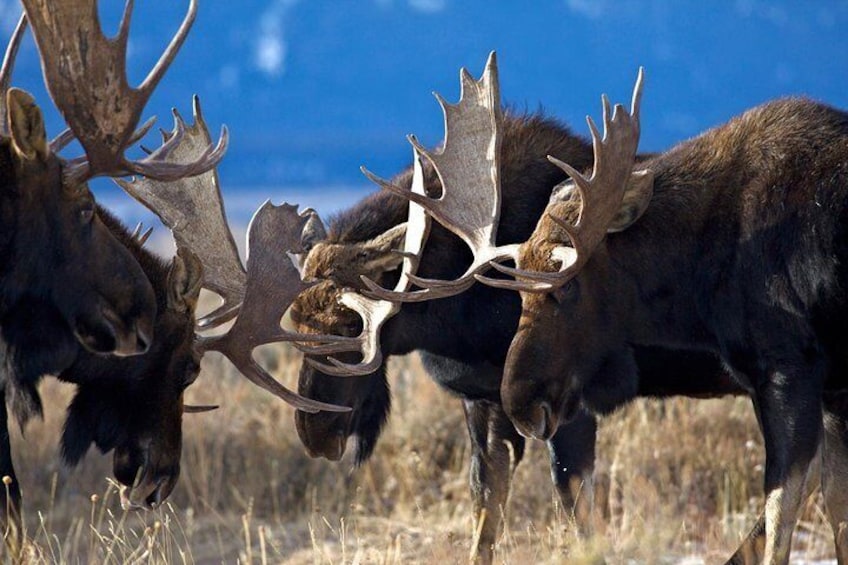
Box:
[493, 94, 848, 564]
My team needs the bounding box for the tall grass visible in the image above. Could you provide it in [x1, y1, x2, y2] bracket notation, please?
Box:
[5, 346, 836, 563]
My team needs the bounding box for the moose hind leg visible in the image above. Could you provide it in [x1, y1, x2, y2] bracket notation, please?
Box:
[464, 400, 525, 564]
[822, 392, 848, 564]
[547, 407, 597, 537]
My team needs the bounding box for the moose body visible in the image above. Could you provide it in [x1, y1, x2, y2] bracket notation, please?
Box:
[501, 97, 848, 564]
[292, 110, 751, 561]
[0, 206, 202, 535]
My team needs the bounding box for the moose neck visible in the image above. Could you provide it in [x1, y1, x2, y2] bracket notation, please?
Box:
[603, 98, 848, 353]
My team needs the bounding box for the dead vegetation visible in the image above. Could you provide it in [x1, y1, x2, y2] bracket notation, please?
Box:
[6, 345, 836, 563]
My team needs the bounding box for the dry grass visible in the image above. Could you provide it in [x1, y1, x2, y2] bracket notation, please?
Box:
[5, 346, 837, 564]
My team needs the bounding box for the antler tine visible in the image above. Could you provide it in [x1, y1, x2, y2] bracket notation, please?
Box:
[116, 97, 245, 327]
[358, 51, 521, 303]
[479, 68, 646, 292]
[0, 13, 27, 137]
[21, 0, 226, 183]
[298, 150, 432, 375]
[200, 201, 356, 410]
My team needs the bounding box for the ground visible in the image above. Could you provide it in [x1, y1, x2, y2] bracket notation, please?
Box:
[6, 346, 838, 564]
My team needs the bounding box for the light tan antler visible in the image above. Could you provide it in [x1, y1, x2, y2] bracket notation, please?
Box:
[197, 202, 355, 412]
[0, 13, 27, 137]
[116, 97, 245, 328]
[478, 68, 646, 292]
[116, 100, 353, 411]
[358, 51, 519, 303]
[20, 0, 227, 184]
[299, 150, 432, 376]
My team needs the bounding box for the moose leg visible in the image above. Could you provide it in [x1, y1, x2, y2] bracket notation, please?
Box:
[822, 392, 848, 564]
[546, 407, 597, 537]
[753, 367, 823, 565]
[464, 399, 525, 564]
[0, 392, 22, 557]
[726, 445, 821, 565]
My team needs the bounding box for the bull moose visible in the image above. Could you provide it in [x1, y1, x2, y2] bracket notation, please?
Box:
[395, 59, 848, 563]
[290, 54, 771, 563]
[2, 2, 353, 555]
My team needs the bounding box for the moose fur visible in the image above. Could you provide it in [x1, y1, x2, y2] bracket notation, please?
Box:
[0, 206, 201, 539]
[290, 110, 754, 562]
[504, 97, 848, 564]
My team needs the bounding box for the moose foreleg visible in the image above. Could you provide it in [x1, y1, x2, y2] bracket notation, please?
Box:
[755, 365, 823, 565]
[822, 392, 848, 565]
[546, 407, 597, 537]
[464, 400, 525, 564]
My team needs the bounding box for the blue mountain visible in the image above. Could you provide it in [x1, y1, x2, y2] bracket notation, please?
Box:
[3, 0, 848, 220]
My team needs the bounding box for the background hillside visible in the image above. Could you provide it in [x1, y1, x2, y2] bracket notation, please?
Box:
[3, 0, 848, 225]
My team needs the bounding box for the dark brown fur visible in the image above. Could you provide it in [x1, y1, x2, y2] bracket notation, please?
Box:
[291, 110, 755, 562]
[505, 97, 848, 563]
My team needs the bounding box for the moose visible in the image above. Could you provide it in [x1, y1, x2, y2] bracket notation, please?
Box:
[290, 54, 773, 563]
[0, 0, 223, 544]
[1, 1, 349, 556]
[386, 58, 848, 563]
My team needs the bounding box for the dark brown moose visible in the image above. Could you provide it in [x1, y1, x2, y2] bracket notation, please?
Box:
[457, 69, 848, 563]
[291, 53, 758, 563]
[0, 0, 227, 550]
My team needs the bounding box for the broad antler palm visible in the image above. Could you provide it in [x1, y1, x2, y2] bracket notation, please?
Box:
[21, 0, 227, 184]
[119, 100, 354, 413]
[358, 51, 520, 303]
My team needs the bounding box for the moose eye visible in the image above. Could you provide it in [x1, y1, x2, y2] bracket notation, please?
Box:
[551, 280, 579, 305]
[79, 203, 95, 224]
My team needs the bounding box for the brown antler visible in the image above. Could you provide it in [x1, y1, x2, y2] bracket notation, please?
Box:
[0, 13, 27, 137]
[198, 202, 355, 412]
[20, 0, 227, 184]
[479, 68, 645, 291]
[358, 51, 519, 303]
[114, 99, 351, 411]
[116, 97, 245, 328]
[299, 150, 432, 376]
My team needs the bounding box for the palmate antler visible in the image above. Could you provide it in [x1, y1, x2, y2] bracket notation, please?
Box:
[299, 151, 431, 376]
[197, 203, 355, 412]
[0, 13, 26, 137]
[116, 97, 245, 328]
[358, 51, 519, 303]
[478, 68, 646, 292]
[20, 0, 227, 184]
[120, 100, 353, 412]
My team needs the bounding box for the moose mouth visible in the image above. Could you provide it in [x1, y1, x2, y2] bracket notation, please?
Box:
[302, 430, 347, 461]
[513, 393, 581, 441]
[119, 476, 174, 511]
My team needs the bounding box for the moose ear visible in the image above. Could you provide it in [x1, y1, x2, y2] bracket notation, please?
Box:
[360, 223, 408, 272]
[6, 88, 49, 162]
[607, 169, 654, 233]
[300, 208, 327, 251]
[167, 248, 204, 313]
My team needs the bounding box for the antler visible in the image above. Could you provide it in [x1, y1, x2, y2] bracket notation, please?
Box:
[0, 13, 27, 137]
[358, 51, 518, 303]
[116, 97, 245, 328]
[20, 0, 227, 184]
[478, 68, 646, 292]
[114, 98, 351, 411]
[299, 150, 432, 376]
[198, 202, 356, 413]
